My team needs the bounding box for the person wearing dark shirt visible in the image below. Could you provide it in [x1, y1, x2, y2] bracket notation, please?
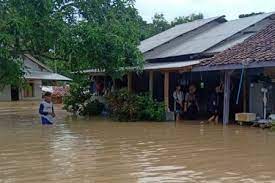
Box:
[208, 86, 222, 124]
[184, 85, 199, 120]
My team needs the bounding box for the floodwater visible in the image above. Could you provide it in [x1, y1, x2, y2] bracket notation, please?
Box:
[1, 102, 275, 183]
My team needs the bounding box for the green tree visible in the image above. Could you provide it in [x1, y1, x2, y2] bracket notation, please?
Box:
[171, 13, 204, 26]
[151, 13, 170, 35]
[239, 12, 264, 18]
[0, 0, 143, 87]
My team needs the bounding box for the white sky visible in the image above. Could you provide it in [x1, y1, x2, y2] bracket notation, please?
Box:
[135, 0, 275, 22]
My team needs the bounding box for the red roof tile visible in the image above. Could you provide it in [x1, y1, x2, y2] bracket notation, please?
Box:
[201, 22, 275, 66]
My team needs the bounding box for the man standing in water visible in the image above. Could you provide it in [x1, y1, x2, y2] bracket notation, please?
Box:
[39, 92, 55, 125]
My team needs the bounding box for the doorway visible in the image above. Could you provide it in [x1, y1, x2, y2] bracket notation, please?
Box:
[11, 86, 19, 101]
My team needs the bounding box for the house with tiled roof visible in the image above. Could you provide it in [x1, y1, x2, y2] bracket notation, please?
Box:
[83, 12, 275, 124]
[197, 22, 275, 70]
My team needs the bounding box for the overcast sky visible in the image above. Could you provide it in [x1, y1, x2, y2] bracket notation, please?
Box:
[135, 0, 275, 22]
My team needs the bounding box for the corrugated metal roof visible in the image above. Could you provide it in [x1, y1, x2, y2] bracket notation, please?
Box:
[147, 12, 275, 59]
[25, 71, 72, 81]
[138, 16, 224, 53]
[144, 60, 202, 70]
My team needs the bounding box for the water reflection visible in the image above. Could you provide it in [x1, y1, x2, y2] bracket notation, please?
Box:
[1, 102, 275, 182]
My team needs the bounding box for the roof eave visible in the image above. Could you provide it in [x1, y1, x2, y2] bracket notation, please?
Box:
[193, 61, 275, 72]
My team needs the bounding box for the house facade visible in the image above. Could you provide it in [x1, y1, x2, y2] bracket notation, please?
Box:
[0, 54, 71, 101]
[81, 12, 275, 124]
[132, 12, 275, 124]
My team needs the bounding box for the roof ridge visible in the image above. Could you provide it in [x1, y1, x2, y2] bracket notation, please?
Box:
[203, 12, 275, 54]
[23, 54, 53, 72]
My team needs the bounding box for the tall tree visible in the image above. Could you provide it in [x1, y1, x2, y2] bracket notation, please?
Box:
[171, 13, 204, 27]
[0, 0, 143, 87]
[151, 13, 170, 35]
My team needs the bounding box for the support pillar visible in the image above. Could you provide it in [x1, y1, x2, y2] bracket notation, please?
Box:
[127, 72, 133, 92]
[243, 70, 247, 112]
[223, 71, 232, 125]
[149, 71, 154, 97]
[164, 72, 170, 111]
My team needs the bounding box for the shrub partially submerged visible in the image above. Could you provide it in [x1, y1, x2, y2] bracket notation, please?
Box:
[107, 89, 165, 122]
[64, 82, 165, 122]
[63, 80, 105, 116]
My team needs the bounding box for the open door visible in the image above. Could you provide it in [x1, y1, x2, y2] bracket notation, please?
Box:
[11, 86, 19, 101]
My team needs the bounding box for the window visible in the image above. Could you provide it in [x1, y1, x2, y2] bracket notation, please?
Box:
[23, 83, 34, 97]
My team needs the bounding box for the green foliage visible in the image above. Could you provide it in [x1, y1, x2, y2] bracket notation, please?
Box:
[63, 75, 105, 116]
[107, 89, 165, 122]
[0, 0, 204, 85]
[0, 55, 24, 89]
[151, 13, 171, 35]
[63, 75, 91, 113]
[171, 13, 204, 27]
[83, 100, 105, 116]
[239, 12, 264, 18]
[136, 94, 166, 121]
[0, 0, 143, 86]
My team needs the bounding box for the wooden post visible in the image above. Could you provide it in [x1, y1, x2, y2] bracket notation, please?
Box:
[127, 72, 133, 92]
[243, 70, 247, 112]
[149, 71, 154, 97]
[112, 78, 116, 91]
[164, 72, 170, 111]
[223, 71, 232, 125]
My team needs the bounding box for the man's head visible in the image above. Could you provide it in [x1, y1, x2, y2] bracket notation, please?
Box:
[189, 84, 197, 93]
[176, 85, 181, 91]
[44, 92, 52, 102]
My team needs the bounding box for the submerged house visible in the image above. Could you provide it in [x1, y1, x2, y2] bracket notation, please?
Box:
[0, 54, 71, 101]
[198, 22, 275, 123]
[83, 12, 275, 124]
[132, 12, 275, 123]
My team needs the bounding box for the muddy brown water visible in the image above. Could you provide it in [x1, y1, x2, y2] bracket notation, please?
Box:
[1, 102, 275, 183]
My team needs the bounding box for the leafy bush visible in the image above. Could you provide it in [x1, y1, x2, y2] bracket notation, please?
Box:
[82, 100, 105, 116]
[63, 78, 105, 116]
[107, 89, 165, 122]
[136, 94, 166, 121]
[63, 81, 91, 114]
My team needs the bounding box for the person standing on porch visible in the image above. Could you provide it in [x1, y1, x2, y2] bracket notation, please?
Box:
[173, 85, 184, 121]
[207, 86, 223, 124]
[184, 85, 199, 120]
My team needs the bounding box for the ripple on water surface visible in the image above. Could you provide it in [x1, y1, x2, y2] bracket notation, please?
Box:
[0, 102, 275, 183]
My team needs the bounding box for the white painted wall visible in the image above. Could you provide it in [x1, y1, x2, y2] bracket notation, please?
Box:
[21, 80, 42, 101]
[0, 85, 11, 101]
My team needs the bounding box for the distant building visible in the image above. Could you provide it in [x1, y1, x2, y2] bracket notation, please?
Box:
[0, 54, 71, 101]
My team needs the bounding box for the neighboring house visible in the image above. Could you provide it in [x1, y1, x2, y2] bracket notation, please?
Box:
[0, 54, 71, 101]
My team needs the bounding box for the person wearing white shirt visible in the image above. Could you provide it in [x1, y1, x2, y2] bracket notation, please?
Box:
[39, 92, 55, 125]
[173, 85, 184, 121]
